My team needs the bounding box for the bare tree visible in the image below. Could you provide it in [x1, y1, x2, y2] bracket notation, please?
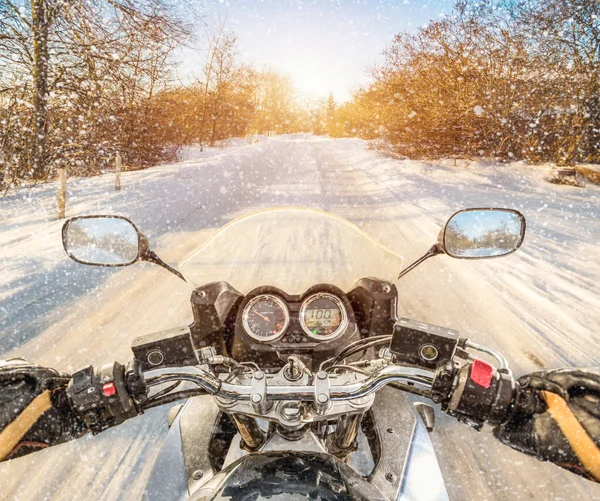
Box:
[31, 0, 51, 179]
[195, 21, 227, 151]
[252, 68, 298, 134]
[0, 0, 192, 191]
[344, 0, 599, 165]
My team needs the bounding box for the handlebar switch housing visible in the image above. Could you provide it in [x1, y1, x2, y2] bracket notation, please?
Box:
[68, 362, 141, 433]
[444, 360, 516, 429]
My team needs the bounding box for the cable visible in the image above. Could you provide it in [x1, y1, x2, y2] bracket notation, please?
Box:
[323, 335, 391, 369]
[388, 381, 432, 398]
[240, 361, 261, 371]
[329, 337, 392, 367]
[141, 388, 207, 410]
[145, 381, 182, 404]
[337, 335, 391, 359]
[351, 344, 384, 363]
[325, 364, 373, 376]
[224, 367, 245, 383]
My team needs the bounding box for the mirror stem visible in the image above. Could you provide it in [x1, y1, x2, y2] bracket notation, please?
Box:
[143, 250, 187, 282]
[397, 244, 444, 280]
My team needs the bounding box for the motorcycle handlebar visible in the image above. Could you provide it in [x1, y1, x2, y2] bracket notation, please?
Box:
[145, 365, 435, 402]
[145, 360, 531, 430]
[68, 356, 528, 434]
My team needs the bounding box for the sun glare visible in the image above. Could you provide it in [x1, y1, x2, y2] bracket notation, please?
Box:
[283, 57, 347, 101]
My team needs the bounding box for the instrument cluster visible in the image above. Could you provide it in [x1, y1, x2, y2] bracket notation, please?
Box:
[187, 278, 397, 372]
[234, 285, 356, 350]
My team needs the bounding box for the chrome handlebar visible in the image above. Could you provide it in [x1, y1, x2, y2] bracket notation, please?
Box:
[147, 365, 435, 402]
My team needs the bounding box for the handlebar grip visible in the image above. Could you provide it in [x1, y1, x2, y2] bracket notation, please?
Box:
[510, 382, 547, 416]
[444, 359, 517, 429]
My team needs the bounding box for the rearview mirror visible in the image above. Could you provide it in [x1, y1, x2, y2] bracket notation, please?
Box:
[62, 215, 142, 266]
[442, 208, 525, 259]
[62, 215, 186, 281]
[397, 207, 526, 279]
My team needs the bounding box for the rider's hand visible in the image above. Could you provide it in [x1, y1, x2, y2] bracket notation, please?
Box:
[0, 358, 88, 461]
[494, 368, 600, 482]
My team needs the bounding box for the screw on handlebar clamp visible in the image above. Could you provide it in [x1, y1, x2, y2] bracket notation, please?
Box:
[250, 371, 271, 414]
[313, 371, 331, 415]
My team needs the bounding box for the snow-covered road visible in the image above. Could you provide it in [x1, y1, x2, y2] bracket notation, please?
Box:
[1, 135, 599, 500]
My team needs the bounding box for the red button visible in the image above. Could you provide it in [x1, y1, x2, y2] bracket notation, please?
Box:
[470, 359, 494, 389]
[102, 382, 116, 397]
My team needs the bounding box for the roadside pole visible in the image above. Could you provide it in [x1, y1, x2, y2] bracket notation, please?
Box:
[57, 167, 67, 219]
[115, 152, 121, 191]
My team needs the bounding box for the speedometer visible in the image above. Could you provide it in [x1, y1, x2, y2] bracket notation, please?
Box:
[242, 294, 289, 342]
[300, 293, 347, 341]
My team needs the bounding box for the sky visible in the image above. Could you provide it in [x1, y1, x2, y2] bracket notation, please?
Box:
[179, 0, 456, 102]
[449, 210, 522, 239]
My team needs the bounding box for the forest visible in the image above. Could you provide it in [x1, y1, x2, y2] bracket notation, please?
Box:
[331, 0, 600, 165]
[0, 0, 326, 189]
[1, 0, 598, 191]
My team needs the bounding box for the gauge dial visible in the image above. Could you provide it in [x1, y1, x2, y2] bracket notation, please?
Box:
[300, 293, 347, 341]
[242, 294, 289, 342]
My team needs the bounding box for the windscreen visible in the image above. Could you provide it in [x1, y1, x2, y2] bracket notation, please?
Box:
[179, 208, 404, 294]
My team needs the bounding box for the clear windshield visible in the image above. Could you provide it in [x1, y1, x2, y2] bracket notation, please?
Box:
[179, 208, 404, 294]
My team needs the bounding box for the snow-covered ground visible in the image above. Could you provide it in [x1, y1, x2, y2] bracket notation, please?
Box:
[1, 135, 599, 500]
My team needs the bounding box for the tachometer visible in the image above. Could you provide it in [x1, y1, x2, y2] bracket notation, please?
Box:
[242, 294, 289, 342]
[300, 293, 347, 341]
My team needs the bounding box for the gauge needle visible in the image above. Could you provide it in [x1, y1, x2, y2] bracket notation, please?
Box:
[254, 311, 270, 321]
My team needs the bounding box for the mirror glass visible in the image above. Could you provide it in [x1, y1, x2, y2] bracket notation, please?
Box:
[64, 216, 140, 265]
[444, 209, 524, 258]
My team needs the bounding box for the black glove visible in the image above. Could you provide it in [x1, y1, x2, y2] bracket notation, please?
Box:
[494, 368, 600, 482]
[0, 358, 88, 461]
